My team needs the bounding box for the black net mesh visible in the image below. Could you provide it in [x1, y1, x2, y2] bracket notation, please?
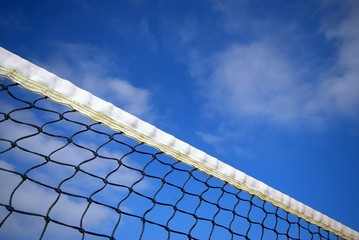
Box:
[0, 77, 341, 240]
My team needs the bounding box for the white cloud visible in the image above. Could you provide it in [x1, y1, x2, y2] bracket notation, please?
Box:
[193, 1, 359, 129]
[319, 0, 359, 117]
[196, 131, 224, 145]
[196, 42, 312, 124]
[38, 42, 153, 119]
[107, 79, 151, 118]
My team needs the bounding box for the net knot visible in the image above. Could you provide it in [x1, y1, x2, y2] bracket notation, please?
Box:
[44, 216, 51, 223]
[6, 206, 14, 212]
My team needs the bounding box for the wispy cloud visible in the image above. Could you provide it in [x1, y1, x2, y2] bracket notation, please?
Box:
[319, 0, 359, 117]
[200, 42, 309, 124]
[159, 14, 198, 58]
[139, 19, 158, 53]
[37, 42, 153, 119]
[196, 131, 224, 145]
[191, 0, 359, 130]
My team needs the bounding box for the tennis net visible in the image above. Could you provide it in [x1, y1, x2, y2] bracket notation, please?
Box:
[0, 47, 358, 239]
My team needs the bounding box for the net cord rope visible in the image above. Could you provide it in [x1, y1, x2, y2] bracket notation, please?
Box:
[0, 47, 358, 240]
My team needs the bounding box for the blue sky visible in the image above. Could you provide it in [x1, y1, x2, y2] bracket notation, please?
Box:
[1, 0, 358, 233]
